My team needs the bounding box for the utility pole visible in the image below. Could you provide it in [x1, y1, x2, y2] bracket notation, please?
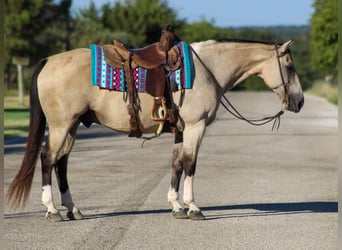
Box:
[12, 56, 29, 105]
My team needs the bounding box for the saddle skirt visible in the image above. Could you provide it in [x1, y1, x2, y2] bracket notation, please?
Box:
[90, 41, 194, 93]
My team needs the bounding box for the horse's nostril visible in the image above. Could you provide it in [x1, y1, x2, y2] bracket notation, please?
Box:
[298, 96, 304, 111]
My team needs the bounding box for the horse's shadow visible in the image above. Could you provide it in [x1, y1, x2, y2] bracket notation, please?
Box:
[84, 201, 337, 221]
[4, 201, 337, 221]
[201, 201, 337, 220]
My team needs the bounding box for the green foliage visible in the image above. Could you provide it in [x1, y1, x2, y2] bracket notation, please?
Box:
[179, 20, 237, 42]
[5, 0, 70, 61]
[71, 1, 115, 48]
[307, 80, 338, 105]
[101, 0, 183, 47]
[5, 0, 72, 88]
[233, 28, 278, 42]
[310, 0, 338, 78]
[290, 33, 316, 90]
[235, 76, 267, 91]
[254, 25, 310, 40]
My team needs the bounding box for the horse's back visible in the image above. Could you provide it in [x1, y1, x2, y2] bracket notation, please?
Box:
[39, 48, 91, 89]
[40, 48, 91, 86]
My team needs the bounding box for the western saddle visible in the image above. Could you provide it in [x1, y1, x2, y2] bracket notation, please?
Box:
[103, 25, 182, 137]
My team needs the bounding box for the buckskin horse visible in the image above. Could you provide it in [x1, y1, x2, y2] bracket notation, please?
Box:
[7, 38, 304, 221]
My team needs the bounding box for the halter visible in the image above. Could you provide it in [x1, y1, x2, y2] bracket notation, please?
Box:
[188, 43, 286, 131]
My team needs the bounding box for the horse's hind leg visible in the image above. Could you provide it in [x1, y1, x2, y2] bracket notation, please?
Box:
[41, 144, 61, 221]
[41, 122, 79, 221]
[54, 122, 83, 220]
[55, 155, 83, 220]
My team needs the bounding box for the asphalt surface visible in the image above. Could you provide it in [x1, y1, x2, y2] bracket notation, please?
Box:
[4, 92, 338, 250]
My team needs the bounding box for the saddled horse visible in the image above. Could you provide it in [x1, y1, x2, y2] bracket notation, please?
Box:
[7, 39, 304, 221]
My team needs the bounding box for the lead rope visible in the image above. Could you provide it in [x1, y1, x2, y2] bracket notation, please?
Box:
[184, 39, 285, 131]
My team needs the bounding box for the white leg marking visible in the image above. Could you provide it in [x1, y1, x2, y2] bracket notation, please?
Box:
[168, 186, 183, 212]
[168, 186, 178, 202]
[183, 176, 200, 213]
[61, 189, 75, 212]
[183, 175, 194, 205]
[42, 185, 58, 214]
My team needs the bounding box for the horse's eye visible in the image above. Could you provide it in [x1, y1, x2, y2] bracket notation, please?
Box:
[284, 55, 291, 63]
[283, 56, 293, 68]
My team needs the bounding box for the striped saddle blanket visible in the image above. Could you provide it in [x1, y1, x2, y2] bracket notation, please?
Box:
[90, 41, 194, 93]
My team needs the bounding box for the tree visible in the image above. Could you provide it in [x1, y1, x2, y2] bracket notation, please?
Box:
[71, 1, 116, 48]
[179, 20, 236, 43]
[4, 0, 72, 88]
[291, 33, 316, 90]
[101, 0, 184, 47]
[310, 0, 338, 80]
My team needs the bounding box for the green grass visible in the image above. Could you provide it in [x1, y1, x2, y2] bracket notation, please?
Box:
[306, 80, 338, 105]
[4, 96, 30, 140]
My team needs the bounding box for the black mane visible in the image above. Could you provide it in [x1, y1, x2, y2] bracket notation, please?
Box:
[215, 38, 281, 46]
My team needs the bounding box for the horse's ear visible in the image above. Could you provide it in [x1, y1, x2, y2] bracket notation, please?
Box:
[279, 40, 294, 54]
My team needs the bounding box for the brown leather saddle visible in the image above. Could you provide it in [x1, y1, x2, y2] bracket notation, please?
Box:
[102, 26, 181, 137]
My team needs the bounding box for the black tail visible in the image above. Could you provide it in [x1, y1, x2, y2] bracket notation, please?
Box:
[7, 59, 48, 209]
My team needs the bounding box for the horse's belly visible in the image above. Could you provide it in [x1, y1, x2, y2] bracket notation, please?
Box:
[89, 91, 161, 134]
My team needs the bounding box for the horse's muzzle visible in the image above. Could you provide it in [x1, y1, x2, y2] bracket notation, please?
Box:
[288, 94, 304, 113]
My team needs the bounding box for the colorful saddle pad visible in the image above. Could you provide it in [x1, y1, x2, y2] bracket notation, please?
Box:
[90, 42, 194, 92]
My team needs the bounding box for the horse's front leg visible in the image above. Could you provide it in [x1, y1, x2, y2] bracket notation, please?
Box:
[168, 132, 188, 219]
[168, 121, 206, 220]
[182, 121, 206, 220]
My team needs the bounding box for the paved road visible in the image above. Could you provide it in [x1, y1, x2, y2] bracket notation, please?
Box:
[4, 92, 337, 249]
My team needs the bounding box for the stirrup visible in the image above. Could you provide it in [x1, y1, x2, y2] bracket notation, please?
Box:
[151, 97, 167, 122]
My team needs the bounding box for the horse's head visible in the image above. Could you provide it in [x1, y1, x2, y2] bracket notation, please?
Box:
[261, 40, 304, 113]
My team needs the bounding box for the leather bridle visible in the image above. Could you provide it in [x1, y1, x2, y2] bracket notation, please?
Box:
[273, 44, 289, 108]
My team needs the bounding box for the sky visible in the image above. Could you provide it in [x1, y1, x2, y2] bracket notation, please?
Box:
[71, 0, 314, 27]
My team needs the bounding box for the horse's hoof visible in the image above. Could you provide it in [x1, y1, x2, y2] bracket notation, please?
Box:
[45, 211, 63, 222]
[172, 209, 188, 219]
[67, 209, 84, 220]
[188, 210, 205, 220]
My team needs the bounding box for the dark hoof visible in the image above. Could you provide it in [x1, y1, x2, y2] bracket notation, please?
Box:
[172, 209, 189, 219]
[188, 210, 205, 220]
[46, 211, 63, 222]
[67, 209, 84, 220]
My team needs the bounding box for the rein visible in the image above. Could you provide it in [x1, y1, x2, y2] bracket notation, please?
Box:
[187, 42, 286, 131]
[220, 95, 284, 130]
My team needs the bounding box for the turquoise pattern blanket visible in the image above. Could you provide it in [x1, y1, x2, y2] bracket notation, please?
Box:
[90, 41, 194, 92]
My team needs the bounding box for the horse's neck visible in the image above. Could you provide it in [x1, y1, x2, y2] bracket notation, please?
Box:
[192, 41, 273, 92]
